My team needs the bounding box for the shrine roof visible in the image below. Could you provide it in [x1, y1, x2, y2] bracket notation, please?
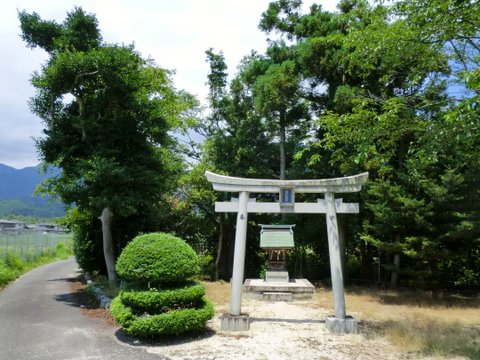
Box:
[260, 225, 295, 248]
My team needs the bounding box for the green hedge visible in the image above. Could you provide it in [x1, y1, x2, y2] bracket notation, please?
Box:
[0, 261, 16, 288]
[120, 281, 205, 312]
[116, 232, 199, 285]
[111, 296, 215, 337]
[112, 232, 214, 338]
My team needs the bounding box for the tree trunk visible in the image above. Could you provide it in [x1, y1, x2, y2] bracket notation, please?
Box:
[214, 213, 224, 281]
[74, 95, 87, 141]
[279, 110, 286, 180]
[279, 111, 287, 221]
[100, 207, 117, 282]
[390, 253, 400, 289]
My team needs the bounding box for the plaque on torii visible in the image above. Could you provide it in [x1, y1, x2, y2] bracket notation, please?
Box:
[205, 171, 368, 333]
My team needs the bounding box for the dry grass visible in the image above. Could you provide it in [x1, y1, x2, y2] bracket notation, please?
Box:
[203, 280, 231, 305]
[343, 288, 480, 359]
[202, 281, 480, 359]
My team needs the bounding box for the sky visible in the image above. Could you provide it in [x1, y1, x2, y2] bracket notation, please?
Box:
[0, 0, 338, 169]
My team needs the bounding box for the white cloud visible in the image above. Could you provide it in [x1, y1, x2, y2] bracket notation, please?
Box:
[0, 0, 338, 168]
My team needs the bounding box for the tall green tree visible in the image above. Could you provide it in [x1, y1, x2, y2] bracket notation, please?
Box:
[250, 46, 310, 180]
[195, 50, 279, 279]
[393, 0, 480, 288]
[19, 7, 195, 281]
[258, 0, 480, 288]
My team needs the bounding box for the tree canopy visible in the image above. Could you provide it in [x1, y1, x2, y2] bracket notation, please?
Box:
[178, 0, 480, 289]
[19, 1, 480, 290]
[19, 7, 197, 280]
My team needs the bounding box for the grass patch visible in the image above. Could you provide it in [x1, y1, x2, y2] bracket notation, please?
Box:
[0, 239, 73, 289]
[379, 317, 480, 358]
[343, 287, 480, 358]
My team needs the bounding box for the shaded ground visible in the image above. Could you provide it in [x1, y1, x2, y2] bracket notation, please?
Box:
[69, 274, 119, 328]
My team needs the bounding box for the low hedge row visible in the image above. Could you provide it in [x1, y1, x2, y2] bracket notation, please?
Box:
[119, 281, 206, 312]
[110, 296, 215, 337]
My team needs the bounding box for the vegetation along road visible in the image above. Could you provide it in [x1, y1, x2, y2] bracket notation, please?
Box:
[0, 257, 164, 360]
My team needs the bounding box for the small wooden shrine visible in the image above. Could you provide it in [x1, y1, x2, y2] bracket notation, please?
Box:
[259, 224, 295, 283]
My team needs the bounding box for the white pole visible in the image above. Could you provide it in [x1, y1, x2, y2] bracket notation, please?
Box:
[325, 191, 346, 319]
[230, 191, 249, 316]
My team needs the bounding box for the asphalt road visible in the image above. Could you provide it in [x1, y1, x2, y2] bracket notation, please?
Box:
[0, 257, 166, 360]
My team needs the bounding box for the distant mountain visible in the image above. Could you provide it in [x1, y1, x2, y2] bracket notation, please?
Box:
[0, 164, 65, 217]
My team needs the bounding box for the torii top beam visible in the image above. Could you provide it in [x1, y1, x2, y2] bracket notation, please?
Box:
[205, 171, 369, 194]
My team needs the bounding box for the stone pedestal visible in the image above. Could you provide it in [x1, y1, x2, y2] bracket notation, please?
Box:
[220, 313, 250, 331]
[265, 270, 289, 283]
[325, 315, 358, 333]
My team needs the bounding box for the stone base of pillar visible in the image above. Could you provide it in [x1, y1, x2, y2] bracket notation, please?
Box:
[325, 315, 358, 333]
[220, 313, 250, 331]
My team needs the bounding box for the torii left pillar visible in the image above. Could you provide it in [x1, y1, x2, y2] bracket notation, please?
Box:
[230, 191, 249, 316]
[220, 191, 251, 331]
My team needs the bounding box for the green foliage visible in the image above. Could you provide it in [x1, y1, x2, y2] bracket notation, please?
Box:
[69, 209, 106, 274]
[255, 0, 480, 289]
[0, 260, 17, 288]
[0, 198, 65, 218]
[112, 232, 214, 338]
[2, 215, 64, 225]
[0, 238, 73, 288]
[110, 296, 214, 338]
[19, 3, 480, 291]
[54, 242, 69, 259]
[175, 0, 480, 289]
[4, 253, 24, 272]
[198, 255, 215, 280]
[19, 7, 199, 279]
[18, 7, 100, 53]
[110, 296, 134, 327]
[116, 232, 200, 285]
[259, 259, 269, 280]
[119, 281, 206, 312]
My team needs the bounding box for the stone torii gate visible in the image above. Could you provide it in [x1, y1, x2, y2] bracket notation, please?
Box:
[205, 171, 368, 333]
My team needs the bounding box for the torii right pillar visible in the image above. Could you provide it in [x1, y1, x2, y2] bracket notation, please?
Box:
[324, 191, 357, 333]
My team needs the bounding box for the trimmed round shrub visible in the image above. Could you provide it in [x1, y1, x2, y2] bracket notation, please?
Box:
[112, 232, 214, 338]
[116, 232, 200, 285]
[110, 296, 215, 337]
[120, 281, 206, 312]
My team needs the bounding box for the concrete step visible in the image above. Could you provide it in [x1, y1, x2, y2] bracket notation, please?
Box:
[262, 291, 293, 301]
[244, 278, 315, 300]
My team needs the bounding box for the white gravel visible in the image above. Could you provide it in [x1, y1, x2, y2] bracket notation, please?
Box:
[140, 298, 406, 360]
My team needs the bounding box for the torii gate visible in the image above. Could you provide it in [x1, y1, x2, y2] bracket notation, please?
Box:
[205, 171, 368, 333]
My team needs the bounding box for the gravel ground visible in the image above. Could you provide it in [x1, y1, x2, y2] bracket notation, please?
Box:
[131, 298, 407, 360]
[76, 278, 477, 360]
